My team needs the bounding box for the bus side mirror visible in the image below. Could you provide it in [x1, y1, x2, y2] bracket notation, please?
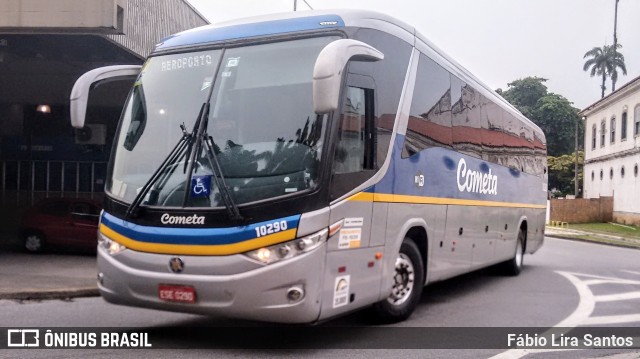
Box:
[69, 65, 142, 128]
[312, 39, 384, 114]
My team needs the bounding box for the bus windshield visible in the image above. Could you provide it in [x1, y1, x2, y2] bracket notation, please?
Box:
[107, 36, 338, 208]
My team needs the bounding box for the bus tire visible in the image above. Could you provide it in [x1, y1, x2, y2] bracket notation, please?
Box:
[372, 238, 424, 323]
[502, 229, 525, 276]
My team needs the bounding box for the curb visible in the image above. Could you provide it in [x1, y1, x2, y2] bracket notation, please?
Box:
[0, 287, 100, 301]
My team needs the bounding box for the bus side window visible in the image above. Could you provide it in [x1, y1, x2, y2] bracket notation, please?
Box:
[403, 53, 452, 158]
[334, 86, 374, 173]
[330, 86, 376, 199]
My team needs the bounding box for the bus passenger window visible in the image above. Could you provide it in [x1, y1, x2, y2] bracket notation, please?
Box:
[403, 53, 452, 158]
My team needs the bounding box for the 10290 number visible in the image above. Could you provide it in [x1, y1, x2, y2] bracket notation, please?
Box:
[254, 221, 288, 238]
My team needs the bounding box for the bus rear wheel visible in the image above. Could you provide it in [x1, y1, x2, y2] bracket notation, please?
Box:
[502, 229, 525, 276]
[372, 238, 424, 323]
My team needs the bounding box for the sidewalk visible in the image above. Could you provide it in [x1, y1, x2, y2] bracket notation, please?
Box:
[0, 250, 98, 300]
[545, 225, 640, 249]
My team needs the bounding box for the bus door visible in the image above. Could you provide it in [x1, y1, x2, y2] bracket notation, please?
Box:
[319, 76, 385, 319]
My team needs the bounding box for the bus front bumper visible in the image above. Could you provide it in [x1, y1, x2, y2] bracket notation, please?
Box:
[96, 245, 326, 324]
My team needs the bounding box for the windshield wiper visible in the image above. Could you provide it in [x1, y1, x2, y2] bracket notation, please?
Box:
[125, 100, 210, 218]
[202, 131, 243, 221]
[125, 117, 197, 218]
[181, 103, 243, 221]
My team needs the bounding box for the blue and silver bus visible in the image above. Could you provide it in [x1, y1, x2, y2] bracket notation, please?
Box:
[70, 10, 547, 323]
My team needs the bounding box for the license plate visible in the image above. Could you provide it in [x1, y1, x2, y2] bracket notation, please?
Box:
[158, 284, 196, 304]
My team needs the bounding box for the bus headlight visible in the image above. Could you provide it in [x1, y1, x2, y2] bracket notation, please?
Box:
[245, 228, 328, 265]
[98, 232, 127, 255]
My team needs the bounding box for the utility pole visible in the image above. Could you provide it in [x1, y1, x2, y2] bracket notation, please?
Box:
[576, 117, 582, 197]
[612, 0, 620, 91]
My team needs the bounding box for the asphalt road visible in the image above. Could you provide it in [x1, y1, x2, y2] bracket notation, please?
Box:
[1, 237, 639, 358]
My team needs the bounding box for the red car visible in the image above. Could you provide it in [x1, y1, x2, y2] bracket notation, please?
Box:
[20, 198, 102, 253]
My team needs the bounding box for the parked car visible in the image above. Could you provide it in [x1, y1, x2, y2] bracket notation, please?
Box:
[20, 198, 101, 253]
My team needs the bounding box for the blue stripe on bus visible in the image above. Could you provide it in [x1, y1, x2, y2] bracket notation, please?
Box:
[371, 135, 546, 206]
[100, 212, 300, 246]
[156, 15, 345, 50]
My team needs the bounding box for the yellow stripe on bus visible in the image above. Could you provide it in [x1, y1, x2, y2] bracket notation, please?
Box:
[347, 192, 546, 209]
[99, 224, 298, 256]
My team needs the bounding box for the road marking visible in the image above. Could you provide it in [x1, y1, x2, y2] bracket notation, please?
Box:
[584, 279, 640, 285]
[490, 348, 581, 359]
[594, 291, 640, 302]
[490, 270, 640, 359]
[580, 272, 640, 286]
[552, 272, 595, 327]
[582, 314, 640, 325]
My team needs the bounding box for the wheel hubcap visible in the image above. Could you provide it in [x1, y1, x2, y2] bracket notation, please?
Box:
[387, 253, 415, 306]
[25, 235, 41, 252]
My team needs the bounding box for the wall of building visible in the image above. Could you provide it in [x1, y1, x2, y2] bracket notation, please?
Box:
[550, 197, 613, 223]
[0, 0, 126, 31]
[614, 211, 640, 226]
[108, 0, 208, 58]
[584, 156, 640, 214]
[0, 0, 209, 209]
[582, 77, 640, 217]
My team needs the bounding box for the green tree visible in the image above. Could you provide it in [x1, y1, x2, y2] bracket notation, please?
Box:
[500, 77, 548, 119]
[499, 76, 584, 196]
[583, 44, 626, 98]
[547, 151, 583, 197]
[608, 44, 627, 92]
[500, 76, 582, 157]
[533, 93, 582, 156]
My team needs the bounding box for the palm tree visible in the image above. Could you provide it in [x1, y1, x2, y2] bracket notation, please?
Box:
[583, 44, 627, 98]
[583, 46, 610, 98]
[608, 44, 627, 92]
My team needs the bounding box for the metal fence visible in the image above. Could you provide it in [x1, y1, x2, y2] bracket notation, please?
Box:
[1, 160, 106, 206]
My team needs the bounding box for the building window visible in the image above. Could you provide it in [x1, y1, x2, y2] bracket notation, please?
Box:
[592, 124, 597, 149]
[601, 120, 606, 147]
[621, 111, 628, 140]
[591, 171, 594, 181]
[635, 164, 639, 177]
[610, 116, 616, 143]
[600, 169, 603, 180]
[610, 168, 614, 179]
[635, 104, 640, 136]
[621, 166, 625, 178]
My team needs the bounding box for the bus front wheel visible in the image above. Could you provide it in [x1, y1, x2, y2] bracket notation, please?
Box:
[372, 238, 424, 323]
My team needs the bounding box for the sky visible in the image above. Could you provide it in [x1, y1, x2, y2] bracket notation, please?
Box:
[186, 0, 640, 110]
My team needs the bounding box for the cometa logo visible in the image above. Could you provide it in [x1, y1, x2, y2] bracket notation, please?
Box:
[161, 213, 205, 225]
[456, 158, 498, 195]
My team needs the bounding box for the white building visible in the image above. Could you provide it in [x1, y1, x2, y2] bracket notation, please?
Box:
[580, 75, 640, 225]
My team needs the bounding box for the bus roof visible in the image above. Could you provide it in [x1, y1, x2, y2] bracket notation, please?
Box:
[153, 10, 414, 52]
[152, 9, 544, 142]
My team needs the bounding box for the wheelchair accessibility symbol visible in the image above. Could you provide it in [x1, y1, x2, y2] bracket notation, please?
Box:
[190, 176, 211, 198]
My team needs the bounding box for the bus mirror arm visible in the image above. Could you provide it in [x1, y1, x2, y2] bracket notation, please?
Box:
[312, 39, 384, 114]
[69, 65, 142, 129]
